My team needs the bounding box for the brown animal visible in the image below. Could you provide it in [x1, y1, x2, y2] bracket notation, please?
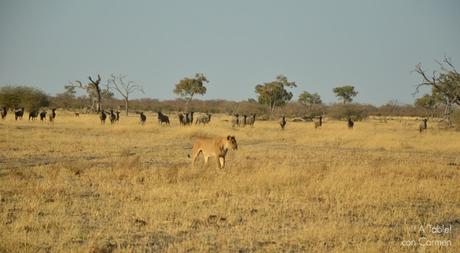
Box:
[314, 116, 323, 128]
[347, 118, 354, 129]
[190, 135, 238, 169]
[279, 116, 286, 130]
[419, 119, 427, 133]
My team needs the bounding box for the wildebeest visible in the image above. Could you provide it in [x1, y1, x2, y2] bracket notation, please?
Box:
[40, 111, 47, 121]
[115, 111, 120, 122]
[279, 116, 287, 130]
[242, 115, 248, 127]
[178, 113, 186, 125]
[186, 112, 194, 125]
[139, 112, 147, 125]
[246, 113, 256, 127]
[195, 113, 211, 125]
[158, 112, 170, 125]
[15, 108, 24, 120]
[109, 110, 116, 124]
[347, 118, 354, 129]
[179, 112, 194, 125]
[1, 107, 7, 119]
[100, 111, 107, 124]
[48, 108, 56, 122]
[314, 116, 323, 129]
[231, 113, 240, 127]
[419, 118, 427, 133]
[29, 111, 38, 121]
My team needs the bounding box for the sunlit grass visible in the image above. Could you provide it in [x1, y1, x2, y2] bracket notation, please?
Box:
[0, 111, 459, 252]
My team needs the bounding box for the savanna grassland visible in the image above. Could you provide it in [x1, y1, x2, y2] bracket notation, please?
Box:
[0, 111, 459, 253]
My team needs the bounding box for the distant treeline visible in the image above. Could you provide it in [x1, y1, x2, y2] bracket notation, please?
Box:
[0, 85, 447, 120]
[50, 95, 443, 120]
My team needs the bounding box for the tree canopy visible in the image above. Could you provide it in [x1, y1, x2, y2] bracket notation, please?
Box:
[255, 75, 297, 113]
[173, 73, 209, 106]
[333, 85, 358, 104]
[0, 86, 49, 111]
[298, 91, 322, 108]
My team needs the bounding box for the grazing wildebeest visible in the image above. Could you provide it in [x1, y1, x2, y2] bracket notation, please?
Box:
[279, 116, 287, 130]
[48, 108, 56, 122]
[158, 112, 170, 125]
[314, 116, 323, 129]
[139, 112, 147, 125]
[115, 111, 120, 122]
[195, 113, 211, 125]
[40, 111, 47, 121]
[347, 118, 354, 129]
[100, 111, 107, 124]
[419, 118, 428, 133]
[1, 107, 7, 119]
[109, 109, 116, 124]
[15, 108, 24, 120]
[246, 113, 256, 127]
[231, 113, 240, 128]
[75, 112, 80, 117]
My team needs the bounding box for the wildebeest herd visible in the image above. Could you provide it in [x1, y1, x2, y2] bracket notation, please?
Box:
[1, 106, 430, 132]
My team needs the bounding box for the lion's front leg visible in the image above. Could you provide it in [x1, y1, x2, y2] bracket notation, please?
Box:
[218, 156, 225, 169]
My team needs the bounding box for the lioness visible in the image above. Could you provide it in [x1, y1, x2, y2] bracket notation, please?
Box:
[190, 135, 238, 169]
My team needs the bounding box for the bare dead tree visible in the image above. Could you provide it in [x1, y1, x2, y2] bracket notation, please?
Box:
[69, 75, 103, 112]
[413, 57, 460, 126]
[107, 74, 144, 116]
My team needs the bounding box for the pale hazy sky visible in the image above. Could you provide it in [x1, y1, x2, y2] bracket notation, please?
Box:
[1, 0, 459, 105]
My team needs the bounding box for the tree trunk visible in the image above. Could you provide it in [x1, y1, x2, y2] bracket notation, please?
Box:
[96, 91, 102, 113]
[125, 98, 129, 116]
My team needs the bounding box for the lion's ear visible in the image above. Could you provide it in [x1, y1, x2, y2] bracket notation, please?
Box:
[227, 135, 231, 140]
[232, 136, 235, 139]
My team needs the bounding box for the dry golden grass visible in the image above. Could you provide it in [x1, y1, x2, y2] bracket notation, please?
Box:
[0, 111, 459, 252]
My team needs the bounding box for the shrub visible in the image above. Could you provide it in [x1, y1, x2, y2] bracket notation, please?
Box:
[0, 85, 49, 111]
[327, 103, 376, 121]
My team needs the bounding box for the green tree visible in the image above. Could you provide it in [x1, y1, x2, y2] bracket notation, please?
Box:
[298, 91, 322, 110]
[255, 75, 297, 114]
[0, 86, 49, 111]
[174, 73, 208, 109]
[333, 85, 358, 104]
[415, 93, 438, 117]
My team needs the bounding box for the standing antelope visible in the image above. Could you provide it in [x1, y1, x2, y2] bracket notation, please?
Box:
[48, 108, 56, 122]
[15, 108, 24, 120]
[246, 113, 256, 127]
[347, 118, 354, 129]
[40, 111, 47, 121]
[158, 112, 170, 125]
[115, 111, 120, 122]
[314, 116, 323, 129]
[100, 111, 107, 124]
[231, 113, 240, 127]
[109, 109, 116, 124]
[139, 112, 147, 125]
[419, 119, 427, 133]
[279, 116, 287, 130]
[195, 113, 211, 125]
